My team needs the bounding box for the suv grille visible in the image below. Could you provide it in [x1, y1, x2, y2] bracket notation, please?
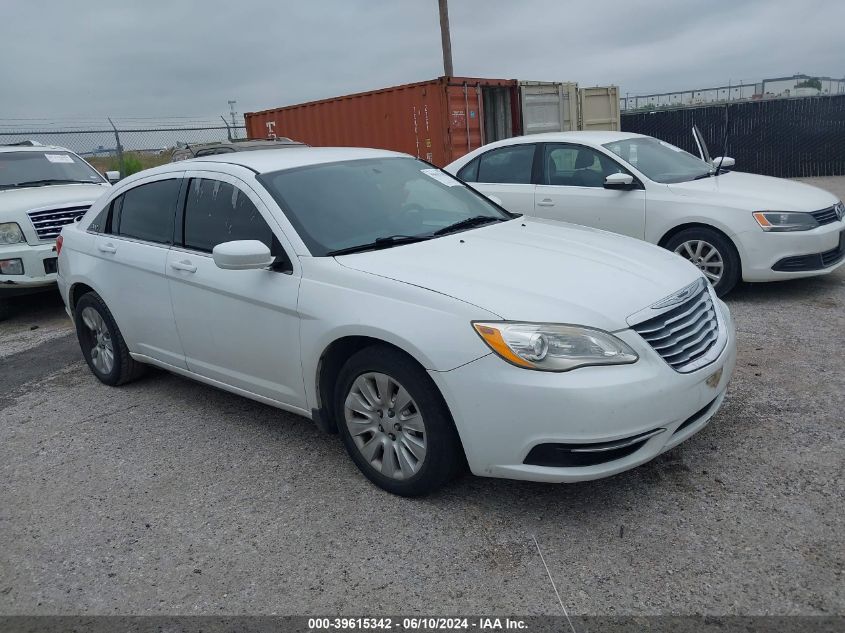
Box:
[811, 205, 840, 226]
[27, 205, 90, 240]
[632, 281, 719, 372]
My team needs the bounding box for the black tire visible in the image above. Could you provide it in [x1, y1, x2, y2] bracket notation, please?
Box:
[0, 299, 10, 322]
[73, 291, 145, 386]
[334, 345, 464, 496]
[664, 227, 741, 297]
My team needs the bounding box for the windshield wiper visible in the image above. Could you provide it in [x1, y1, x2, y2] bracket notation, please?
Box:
[11, 179, 96, 188]
[326, 235, 431, 256]
[432, 215, 503, 236]
[693, 172, 713, 180]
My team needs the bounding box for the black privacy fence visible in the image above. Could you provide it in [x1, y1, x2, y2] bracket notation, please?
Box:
[621, 95, 845, 178]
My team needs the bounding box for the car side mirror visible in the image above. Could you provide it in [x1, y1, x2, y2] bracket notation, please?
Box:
[487, 194, 503, 206]
[712, 156, 736, 169]
[604, 173, 635, 189]
[105, 170, 120, 184]
[212, 240, 274, 270]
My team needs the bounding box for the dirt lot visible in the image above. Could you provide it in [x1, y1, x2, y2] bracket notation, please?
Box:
[1, 178, 843, 616]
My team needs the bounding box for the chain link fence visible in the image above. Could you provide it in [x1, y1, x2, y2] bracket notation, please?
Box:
[621, 94, 845, 178]
[0, 118, 247, 177]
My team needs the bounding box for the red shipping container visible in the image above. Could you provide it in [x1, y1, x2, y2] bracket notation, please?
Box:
[244, 76, 522, 167]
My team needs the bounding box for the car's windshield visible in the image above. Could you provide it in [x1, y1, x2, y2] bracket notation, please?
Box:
[259, 157, 511, 256]
[603, 137, 712, 184]
[0, 151, 105, 188]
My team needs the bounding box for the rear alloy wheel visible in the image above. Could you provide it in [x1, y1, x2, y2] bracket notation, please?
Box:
[665, 227, 740, 296]
[74, 292, 145, 386]
[334, 345, 463, 496]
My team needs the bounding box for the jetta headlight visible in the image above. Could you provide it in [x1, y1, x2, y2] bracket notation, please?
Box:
[0, 222, 24, 244]
[752, 211, 818, 232]
[472, 322, 638, 371]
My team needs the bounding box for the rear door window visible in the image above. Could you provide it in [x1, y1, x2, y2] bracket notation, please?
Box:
[182, 178, 276, 253]
[116, 179, 180, 244]
[477, 144, 536, 184]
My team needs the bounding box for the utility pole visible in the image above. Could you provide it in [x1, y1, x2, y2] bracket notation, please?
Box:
[438, 0, 453, 77]
[228, 100, 238, 139]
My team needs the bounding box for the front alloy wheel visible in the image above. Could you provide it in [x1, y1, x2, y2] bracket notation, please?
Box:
[334, 345, 464, 496]
[674, 239, 724, 285]
[344, 372, 427, 480]
[665, 227, 740, 296]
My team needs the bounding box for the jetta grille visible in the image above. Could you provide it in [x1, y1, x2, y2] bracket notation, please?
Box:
[27, 205, 90, 240]
[811, 205, 840, 226]
[632, 280, 720, 373]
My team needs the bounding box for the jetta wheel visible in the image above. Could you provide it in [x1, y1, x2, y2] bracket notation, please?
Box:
[334, 345, 464, 496]
[674, 239, 724, 284]
[74, 291, 145, 386]
[665, 227, 740, 296]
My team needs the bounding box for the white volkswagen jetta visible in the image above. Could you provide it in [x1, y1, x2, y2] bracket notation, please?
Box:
[57, 148, 736, 496]
[445, 132, 845, 296]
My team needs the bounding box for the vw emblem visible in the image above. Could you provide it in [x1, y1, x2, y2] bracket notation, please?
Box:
[836, 202, 845, 221]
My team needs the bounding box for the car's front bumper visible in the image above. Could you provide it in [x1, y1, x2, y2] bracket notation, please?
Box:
[0, 241, 59, 296]
[429, 300, 737, 483]
[736, 221, 845, 282]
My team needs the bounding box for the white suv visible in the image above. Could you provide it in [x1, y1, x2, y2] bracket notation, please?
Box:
[0, 144, 112, 319]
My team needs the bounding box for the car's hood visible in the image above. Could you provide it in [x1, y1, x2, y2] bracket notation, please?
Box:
[667, 171, 838, 211]
[336, 218, 701, 331]
[0, 183, 109, 215]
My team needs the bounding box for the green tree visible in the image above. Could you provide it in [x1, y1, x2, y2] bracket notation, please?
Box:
[795, 77, 822, 91]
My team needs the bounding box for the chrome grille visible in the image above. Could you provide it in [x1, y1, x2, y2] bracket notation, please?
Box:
[811, 205, 840, 226]
[632, 281, 720, 373]
[26, 205, 89, 240]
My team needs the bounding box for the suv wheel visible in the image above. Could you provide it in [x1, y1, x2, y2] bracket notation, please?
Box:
[334, 345, 464, 496]
[0, 299, 10, 322]
[665, 227, 740, 296]
[74, 292, 145, 386]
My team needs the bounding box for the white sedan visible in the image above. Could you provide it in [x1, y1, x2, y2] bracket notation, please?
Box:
[57, 148, 736, 496]
[445, 131, 845, 296]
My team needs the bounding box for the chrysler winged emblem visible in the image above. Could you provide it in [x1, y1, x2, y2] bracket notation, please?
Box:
[650, 278, 705, 310]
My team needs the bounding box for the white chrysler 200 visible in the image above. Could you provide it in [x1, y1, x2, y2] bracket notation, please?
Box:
[57, 148, 736, 496]
[445, 132, 845, 296]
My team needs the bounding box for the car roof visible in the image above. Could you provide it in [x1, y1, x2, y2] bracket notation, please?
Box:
[150, 147, 412, 176]
[0, 144, 75, 154]
[476, 131, 648, 152]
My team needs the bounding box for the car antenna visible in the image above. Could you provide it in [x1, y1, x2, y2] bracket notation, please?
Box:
[714, 104, 729, 175]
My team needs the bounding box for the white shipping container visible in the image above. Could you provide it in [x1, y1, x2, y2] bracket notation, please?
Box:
[518, 81, 578, 134]
[579, 85, 621, 131]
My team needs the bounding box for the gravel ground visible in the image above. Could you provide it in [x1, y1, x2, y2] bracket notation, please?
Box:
[0, 178, 843, 616]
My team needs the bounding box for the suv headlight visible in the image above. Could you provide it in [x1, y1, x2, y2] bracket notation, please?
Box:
[752, 211, 818, 232]
[0, 222, 24, 244]
[473, 322, 638, 372]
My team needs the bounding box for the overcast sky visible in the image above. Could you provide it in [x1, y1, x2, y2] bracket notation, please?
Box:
[2, 0, 843, 122]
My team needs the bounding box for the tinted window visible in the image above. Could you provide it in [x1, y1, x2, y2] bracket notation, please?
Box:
[259, 157, 509, 256]
[88, 197, 120, 233]
[544, 144, 627, 188]
[477, 145, 535, 184]
[117, 179, 180, 244]
[457, 157, 479, 182]
[183, 178, 275, 253]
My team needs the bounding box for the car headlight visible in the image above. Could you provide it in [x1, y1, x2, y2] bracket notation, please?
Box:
[472, 322, 638, 372]
[752, 211, 818, 232]
[0, 222, 24, 244]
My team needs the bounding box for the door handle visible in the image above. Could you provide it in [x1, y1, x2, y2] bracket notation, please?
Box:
[537, 199, 555, 207]
[97, 243, 117, 254]
[170, 259, 197, 273]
